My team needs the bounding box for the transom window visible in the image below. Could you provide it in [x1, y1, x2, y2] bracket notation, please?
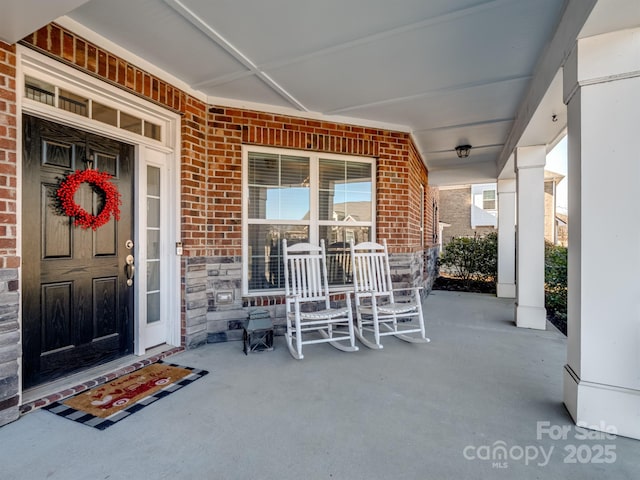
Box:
[24, 76, 162, 141]
[243, 146, 374, 294]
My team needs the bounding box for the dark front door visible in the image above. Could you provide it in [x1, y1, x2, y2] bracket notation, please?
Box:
[22, 115, 135, 389]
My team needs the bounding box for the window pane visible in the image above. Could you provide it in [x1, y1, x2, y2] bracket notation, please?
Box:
[93, 102, 118, 127]
[147, 260, 160, 291]
[248, 224, 308, 290]
[59, 89, 88, 117]
[147, 229, 160, 259]
[319, 158, 371, 221]
[147, 165, 161, 196]
[248, 185, 309, 220]
[320, 225, 371, 285]
[248, 152, 309, 220]
[120, 111, 142, 134]
[147, 292, 161, 324]
[249, 152, 279, 186]
[25, 76, 55, 106]
[147, 198, 160, 228]
[483, 190, 496, 210]
[144, 121, 162, 141]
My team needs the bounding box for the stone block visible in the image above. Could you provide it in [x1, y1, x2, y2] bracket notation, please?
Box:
[226, 330, 243, 342]
[207, 332, 227, 344]
[0, 360, 18, 379]
[0, 405, 19, 427]
[0, 321, 18, 335]
[207, 318, 228, 333]
[185, 313, 207, 328]
[0, 269, 18, 282]
[186, 297, 208, 311]
[227, 319, 244, 330]
[0, 374, 18, 401]
[186, 284, 206, 294]
[0, 331, 19, 347]
[186, 322, 207, 336]
[207, 310, 244, 322]
[185, 307, 207, 320]
[0, 345, 18, 364]
[186, 331, 207, 349]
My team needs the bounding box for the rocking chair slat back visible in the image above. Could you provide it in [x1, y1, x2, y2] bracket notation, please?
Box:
[351, 241, 393, 300]
[284, 240, 330, 307]
[282, 239, 359, 359]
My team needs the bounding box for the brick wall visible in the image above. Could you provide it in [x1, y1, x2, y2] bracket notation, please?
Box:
[0, 23, 439, 420]
[0, 41, 19, 427]
[206, 106, 435, 256]
[439, 186, 495, 245]
[199, 107, 439, 343]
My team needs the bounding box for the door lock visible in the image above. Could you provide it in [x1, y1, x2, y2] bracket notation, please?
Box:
[125, 254, 135, 287]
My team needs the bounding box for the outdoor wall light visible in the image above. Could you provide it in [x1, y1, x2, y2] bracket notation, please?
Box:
[455, 145, 472, 158]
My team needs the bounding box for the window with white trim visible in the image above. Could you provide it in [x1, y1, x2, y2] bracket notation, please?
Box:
[471, 183, 498, 228]
[482, 189, 496, 210]
[243, 147, 374, 294]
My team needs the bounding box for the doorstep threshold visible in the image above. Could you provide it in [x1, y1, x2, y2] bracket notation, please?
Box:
[20, 344, 183, 414]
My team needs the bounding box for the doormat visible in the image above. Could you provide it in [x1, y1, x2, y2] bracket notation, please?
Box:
[44, 362, 208, 430]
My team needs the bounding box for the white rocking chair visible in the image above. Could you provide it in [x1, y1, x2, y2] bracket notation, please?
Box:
[283, 239, 359, 360]
[350, 240, 430, 349]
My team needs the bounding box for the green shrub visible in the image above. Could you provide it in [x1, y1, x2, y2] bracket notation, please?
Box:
[440, 232, 497, 283]
[545, 242, 567, 332]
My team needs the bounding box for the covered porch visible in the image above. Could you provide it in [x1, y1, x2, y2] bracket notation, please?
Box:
[1, 291, 638, 478]
[0, 0, 639, 447]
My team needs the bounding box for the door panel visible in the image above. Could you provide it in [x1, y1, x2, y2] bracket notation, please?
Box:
[22, 115, 135, 388]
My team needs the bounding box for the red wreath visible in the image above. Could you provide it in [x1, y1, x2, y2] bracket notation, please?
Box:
[57, 169, 122, 230]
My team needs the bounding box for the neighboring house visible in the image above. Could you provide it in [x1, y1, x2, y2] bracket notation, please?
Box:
[556, 213, 568, 247]
[439, 171, 565, 246]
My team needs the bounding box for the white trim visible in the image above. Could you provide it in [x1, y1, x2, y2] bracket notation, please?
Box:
[242, 145, 375, 296]
[564, 365, 640, 440]
[207, 94, 411, 133]
[16, 47, 182, 363]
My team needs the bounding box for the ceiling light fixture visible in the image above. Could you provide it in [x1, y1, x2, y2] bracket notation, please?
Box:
[455, 145, 472, 158]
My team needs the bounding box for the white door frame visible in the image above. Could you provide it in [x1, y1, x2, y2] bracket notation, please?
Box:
[16, 47, 182, 357]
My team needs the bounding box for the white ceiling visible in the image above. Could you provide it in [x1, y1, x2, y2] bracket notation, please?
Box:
[2, 0, 638, 183]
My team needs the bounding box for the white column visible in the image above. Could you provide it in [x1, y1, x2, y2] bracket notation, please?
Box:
[563, 27, 640, 440]
[515, 146, 546, 330]
[497, 178, 516, 298]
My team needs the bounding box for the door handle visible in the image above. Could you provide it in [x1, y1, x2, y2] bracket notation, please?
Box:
[125, 254, 135, 287]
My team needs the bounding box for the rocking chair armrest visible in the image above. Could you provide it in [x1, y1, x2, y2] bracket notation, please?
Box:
[286, 293, 302, 306]
[353, 289, 380, 298]
[326, 291, 353, 300]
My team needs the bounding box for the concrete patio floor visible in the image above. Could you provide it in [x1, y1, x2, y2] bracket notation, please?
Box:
[1, 291, 639, 479]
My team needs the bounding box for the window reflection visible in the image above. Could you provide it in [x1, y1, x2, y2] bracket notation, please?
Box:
[248, 153, 310, 220]
[248, 224, 309, 290]
[320, 226, 371, 285]
[319, 158, 371, 221]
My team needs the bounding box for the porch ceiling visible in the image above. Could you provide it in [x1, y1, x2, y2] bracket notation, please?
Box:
[3, 1, 636, 184]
